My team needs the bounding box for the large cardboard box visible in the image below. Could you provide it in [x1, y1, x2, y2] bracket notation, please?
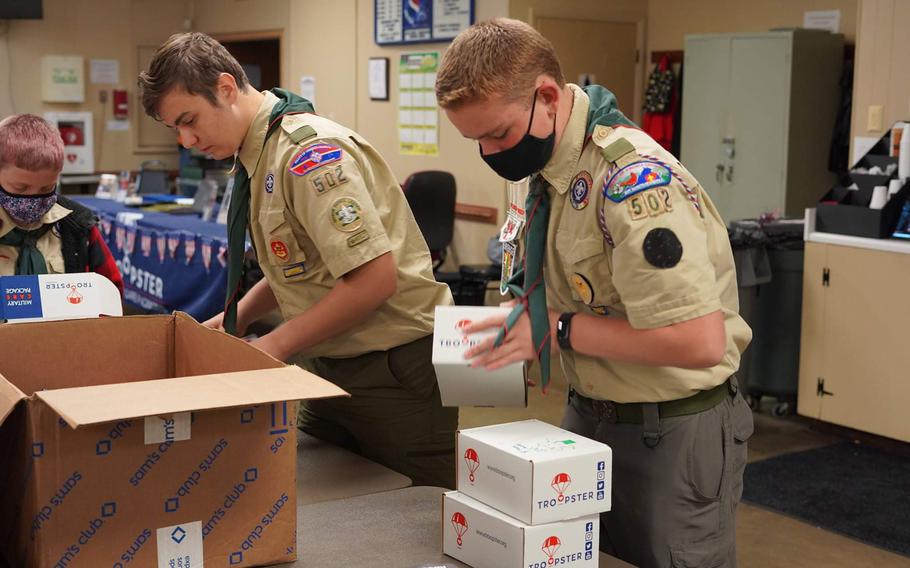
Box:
[442, 491, 598, 568]
[432, 306, 527, 407]
[457, 420, 612, 525]
[0, 313, 347, 568]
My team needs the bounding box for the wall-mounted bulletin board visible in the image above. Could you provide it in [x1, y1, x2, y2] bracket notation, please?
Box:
[375, 0, 474, 45]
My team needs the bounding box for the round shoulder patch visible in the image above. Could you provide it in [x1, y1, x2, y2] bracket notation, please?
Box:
[642, 228, 683, 268]
[569, 171, 592, 210]
[604, 161, 672, 203]
[331, 197, 364, 232]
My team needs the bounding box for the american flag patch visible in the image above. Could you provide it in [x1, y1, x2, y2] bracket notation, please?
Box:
[288, 143, 342, 177]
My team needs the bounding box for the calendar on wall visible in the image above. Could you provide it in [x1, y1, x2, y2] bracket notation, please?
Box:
[375, 0, 474, 45]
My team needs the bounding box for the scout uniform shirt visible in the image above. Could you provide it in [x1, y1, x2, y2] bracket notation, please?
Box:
[523, 84, 751, 403]
[0, 203, 72, 275]
[238, 90, 453, 359]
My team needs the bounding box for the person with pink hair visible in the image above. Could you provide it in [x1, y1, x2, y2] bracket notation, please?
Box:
[0, 114, 122, 291]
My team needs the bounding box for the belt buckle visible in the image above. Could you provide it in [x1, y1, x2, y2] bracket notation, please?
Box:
[593, 400, 618, 424]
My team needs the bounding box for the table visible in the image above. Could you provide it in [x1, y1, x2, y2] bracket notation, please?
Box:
[296, 433, 411, 505]
[73, 196, 228, 320]
[285, 486, 634, 567]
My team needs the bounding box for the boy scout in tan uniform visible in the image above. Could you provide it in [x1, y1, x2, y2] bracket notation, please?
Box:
[437, 19, 754, 568]
[139, 33, 456, 488]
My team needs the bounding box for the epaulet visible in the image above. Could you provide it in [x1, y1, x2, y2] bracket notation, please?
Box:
[280, 114, 318, 144]
[591, 125, 637, 165]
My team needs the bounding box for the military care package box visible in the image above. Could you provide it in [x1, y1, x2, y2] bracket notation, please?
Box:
[0, 312, 347, 568]
[442, 419, 612, 568]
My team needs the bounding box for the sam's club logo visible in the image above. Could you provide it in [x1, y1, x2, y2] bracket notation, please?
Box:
[451, 511, 468, 547]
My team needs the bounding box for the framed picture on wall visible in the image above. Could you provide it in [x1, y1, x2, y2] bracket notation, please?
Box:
[375, 0, 474, 45]
[369, 57, 390, 101]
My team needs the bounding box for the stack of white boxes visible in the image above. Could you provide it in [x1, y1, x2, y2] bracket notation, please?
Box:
[442, 419, 612, 568]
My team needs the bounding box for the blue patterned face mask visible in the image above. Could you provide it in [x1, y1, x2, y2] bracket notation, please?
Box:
[0, 184, 58, 226]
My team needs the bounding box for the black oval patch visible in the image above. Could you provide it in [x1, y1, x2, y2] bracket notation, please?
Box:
[642, 228, 682, 268]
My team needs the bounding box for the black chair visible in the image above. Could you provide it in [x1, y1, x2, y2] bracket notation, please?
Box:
[136, 160, 170, 194]
[401, 170, 456, 271]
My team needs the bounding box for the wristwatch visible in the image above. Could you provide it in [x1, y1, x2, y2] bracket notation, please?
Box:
[556, 312, 576, 351]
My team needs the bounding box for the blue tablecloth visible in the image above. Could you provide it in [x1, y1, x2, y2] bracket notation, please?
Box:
[73, 197, 228, 320]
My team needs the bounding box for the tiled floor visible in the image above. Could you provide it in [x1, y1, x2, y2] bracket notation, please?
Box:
[459, 372, 910, 568]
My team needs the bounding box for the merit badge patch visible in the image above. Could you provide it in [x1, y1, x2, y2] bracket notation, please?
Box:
[288, 143, 343, 177]
[265, 172, 275, 193]
[347, 230, 369, 248]
[270, 238, 290, 261]
[643, 228, 683, 269]
[500, 241, 517, 295]
[331, 197, 364, 232]
[627, 186, 673, 221]
[604, 161, 672, 203]
[570, 171, 593, 210]
[571, 273, 595, 304]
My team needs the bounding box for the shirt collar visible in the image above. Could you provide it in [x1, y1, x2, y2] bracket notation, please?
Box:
[238, 90, 279, 177]
[540, 84, 589, 194]
[0, 202, 71, 238]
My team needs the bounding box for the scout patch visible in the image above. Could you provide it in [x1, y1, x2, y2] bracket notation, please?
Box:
[499, 214, 522, 243]
[590, 305, 609, 316]
[604, 161, 672, 203]
[270, 238, 290, 261]
[643, 228, 683, 268]
[571, 273, 595, 304]
[288, 142, 343, 177]
[627, 187, 673, 221]
[570, 171, 592, 210]
[331, 197, 363, 232]
[265, 172, 275, 193]
[500, 241, 517, 295]
[347, 230, 369, 247]
[310, 164, 349, 195]
[282, 261, 307, 278]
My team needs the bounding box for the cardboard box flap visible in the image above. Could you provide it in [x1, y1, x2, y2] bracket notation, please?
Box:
[0, 377, 27, 426]
[36, 366, 348, 428]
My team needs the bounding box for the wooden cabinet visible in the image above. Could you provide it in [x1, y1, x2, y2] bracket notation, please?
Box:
[681, 30, 843, 222]
[798, 240, 910, 442]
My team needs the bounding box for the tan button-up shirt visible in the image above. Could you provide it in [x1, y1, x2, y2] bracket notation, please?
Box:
[238, 91, 452, 358]
[0, 203, 72, 275]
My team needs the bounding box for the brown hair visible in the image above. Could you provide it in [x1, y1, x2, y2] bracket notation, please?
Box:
[0, 114, 64, 172]
[435, 18, 565, 109]
[138, 32, 249, 119]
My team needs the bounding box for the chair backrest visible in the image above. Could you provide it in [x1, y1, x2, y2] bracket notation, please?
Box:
[402, 170, 456, 253]
[136, 160, 169, 194]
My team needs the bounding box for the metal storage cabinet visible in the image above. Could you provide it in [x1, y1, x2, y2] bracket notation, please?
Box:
[681, 30, 844, 223]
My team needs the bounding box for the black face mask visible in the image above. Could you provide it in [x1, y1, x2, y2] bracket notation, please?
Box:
[480, 89, 556, 182]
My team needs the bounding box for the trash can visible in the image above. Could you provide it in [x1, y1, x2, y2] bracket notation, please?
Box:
[729, 219, 804, 415]
[746, 220, 805, 415]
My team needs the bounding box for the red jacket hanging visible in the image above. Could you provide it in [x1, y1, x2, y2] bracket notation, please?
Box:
[642, 54, 678, 153]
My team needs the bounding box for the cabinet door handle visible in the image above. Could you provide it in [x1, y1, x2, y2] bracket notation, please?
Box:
[716, 164, 725, 183]
[726, 164, 734, 182]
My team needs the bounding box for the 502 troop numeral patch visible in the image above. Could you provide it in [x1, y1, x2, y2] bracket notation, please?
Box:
[309, 164, 348, 195]
[627, 186, 673, 221]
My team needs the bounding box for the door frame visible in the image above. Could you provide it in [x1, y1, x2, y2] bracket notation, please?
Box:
[527, 9, 646, 124]
[211, 29, 285, 90]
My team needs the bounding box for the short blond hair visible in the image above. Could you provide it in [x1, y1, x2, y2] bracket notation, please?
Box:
[436, 18, 565, 109]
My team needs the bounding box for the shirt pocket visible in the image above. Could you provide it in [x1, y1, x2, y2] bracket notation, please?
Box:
[261, 211, 308, 282]
[555, 230, 619, 314]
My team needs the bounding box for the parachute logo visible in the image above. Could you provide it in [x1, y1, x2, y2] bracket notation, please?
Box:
[541, 535, 561, 565]
[455, 319, 473, 331]
[67, 286, 83, 305]
[451, 511, 468, 547]
[464, 448, 479, 483]
[551, 472, 571, 502]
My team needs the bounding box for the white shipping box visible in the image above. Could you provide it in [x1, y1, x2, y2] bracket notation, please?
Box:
[458, 420, 611, 525]
[443, 491, 598, 568]
[432, 306, 527, 407]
